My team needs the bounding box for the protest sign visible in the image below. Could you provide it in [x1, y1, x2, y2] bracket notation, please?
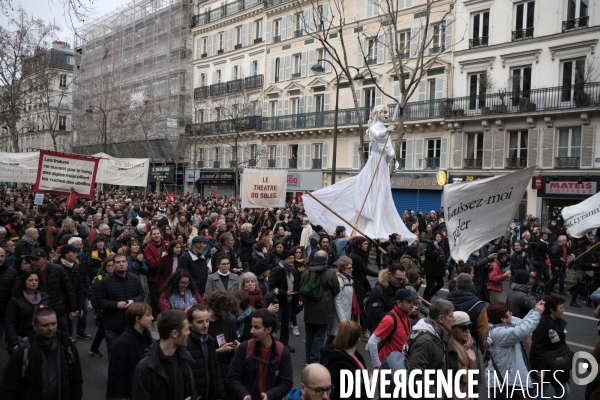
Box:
[0, 152, 40, 183]
[562, 190, 600, 238]
[35, 150, 99, 198]
[241, 168, 287, 208]
[93, 152, 149, 187]
[442, 166, 534, 262]
[34, 193, 44, 205]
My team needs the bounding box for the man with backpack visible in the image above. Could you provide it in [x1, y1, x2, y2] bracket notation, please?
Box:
[445, 273, 488, 350]
[367, 288, 417, 368]
[227, 308, 293, 400]
[365, 264, 407, 333]
[300, 250, 340, 364]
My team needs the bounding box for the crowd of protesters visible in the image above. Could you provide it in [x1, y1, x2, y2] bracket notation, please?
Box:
[0, 186, 600, 400]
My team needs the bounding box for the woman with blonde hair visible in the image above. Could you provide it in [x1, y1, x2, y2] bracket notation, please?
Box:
[320, 320, 369, 400]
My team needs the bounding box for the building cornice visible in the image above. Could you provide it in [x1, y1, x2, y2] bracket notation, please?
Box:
[454, 26, 600, 56]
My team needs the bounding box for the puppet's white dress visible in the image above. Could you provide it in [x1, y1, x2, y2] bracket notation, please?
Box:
[302, 121, 417, 242]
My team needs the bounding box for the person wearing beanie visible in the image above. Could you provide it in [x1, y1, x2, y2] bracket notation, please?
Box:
[269, 246, 302, 353]
[57, 243, 88, 341]
[349, 236, 380, 339]
[253, 259, 279, 306]
[506, 267, 537, 356]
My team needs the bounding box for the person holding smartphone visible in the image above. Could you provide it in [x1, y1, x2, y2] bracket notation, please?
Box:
[269, 249, 301, 353]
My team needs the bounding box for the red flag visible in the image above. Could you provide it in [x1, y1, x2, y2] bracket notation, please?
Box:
[66, 188, 78, 211]
[168, 191, 175, 203]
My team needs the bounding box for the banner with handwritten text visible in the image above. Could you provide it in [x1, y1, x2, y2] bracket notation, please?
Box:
[241, 168, 287, 208]
[35, 151, 99, 198]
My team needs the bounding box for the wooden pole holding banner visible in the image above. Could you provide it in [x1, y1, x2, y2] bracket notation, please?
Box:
[419, 296, 431, 307]
[306, 191, 387, 255]
[567, 240, 600, 268]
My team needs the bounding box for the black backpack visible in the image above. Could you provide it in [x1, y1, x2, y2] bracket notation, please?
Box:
[363, 283, 385, 332]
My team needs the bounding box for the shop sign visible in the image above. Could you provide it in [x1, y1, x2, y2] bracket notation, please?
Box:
[390, 174, 442, 190]
[546, 181, 596, 195]
[197, 170, 235, 182]
[148, 165, 174, 183]
[450, 175, 494, 184]
[287, 173, 301, 188]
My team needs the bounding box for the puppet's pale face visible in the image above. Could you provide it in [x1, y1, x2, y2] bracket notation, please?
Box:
[377, 108, 389, 123]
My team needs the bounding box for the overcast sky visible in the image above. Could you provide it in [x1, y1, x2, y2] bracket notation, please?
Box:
[1, 0, 131, 45]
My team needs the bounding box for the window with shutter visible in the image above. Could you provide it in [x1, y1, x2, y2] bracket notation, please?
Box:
[493, 131, 505, 169]
[304, 144, 311, 170]
[526, 129, 538, 168]
[541, 128, 555, 168]
[415, 138, 424, 170]
[322, 142, 329, 169]
[482, 131, 493, 169]
[581, 125, 594, 168]
[404, 139, 414, 170]
[452, 133, 463, 169]
[352, 141, 360, 169]
[440, 137, 448, 169]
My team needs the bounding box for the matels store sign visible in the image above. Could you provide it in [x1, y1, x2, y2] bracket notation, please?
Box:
[546, 181, 597, 194]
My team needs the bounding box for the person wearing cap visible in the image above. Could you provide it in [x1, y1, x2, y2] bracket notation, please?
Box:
[270, 248, 303, 353]
[111, 212, 125, 238]
[56, 244, 89, 341]
[308, 224, 326, 257]
[178, 235, 210, 295]
[349, 236, 380, 339]
[367, 287, 417, 368]
[448, 311, 484, 400]
[487, 249, 511, 304]
[30, 248, 78, 335]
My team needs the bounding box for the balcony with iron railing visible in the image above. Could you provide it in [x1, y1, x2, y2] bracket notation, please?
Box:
[213, 161, 221, 168]
[291, 72, 301, 79]
[195, 75, 263, 100]
[512, 27, 534, 41]
[185, 116, 259, 136]
[294, 29, 303, 37]
[264, 0, 291, 7]
[197, 160, 204, 168]
[273, 35, 281, 43]
[268, 159, 276, 168]
[563, 16, 589, 31]
[289, 158, 298, 169]
[506, 158, 528, 169]
[422, 157, 440, 170]
[469, 36, 488, 48]
[230, 160, 238, 168]
[556, 157, 580, 169]
[395, 158, 406, 170]
[312, 159, 322, 169]
[429, 46, 443, 54]
[464, 158, 482, 169]
[449, 81, 600, 117]
[194, 86, 209, 100]
[191, 0, 263, 28]
[255, 81, 600, 133]
[366, 57, 377, 65]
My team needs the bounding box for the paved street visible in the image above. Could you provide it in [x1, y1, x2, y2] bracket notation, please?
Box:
[0, 272, 598, 399]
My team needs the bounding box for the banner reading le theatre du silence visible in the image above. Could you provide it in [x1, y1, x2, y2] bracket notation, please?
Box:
[35, 150, 99, 198]
[442, 166, 534, 262]
[241, 168, 287, 208]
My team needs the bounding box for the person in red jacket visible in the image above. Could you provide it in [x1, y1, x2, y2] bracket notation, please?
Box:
[487, 249, 511, 304]
[366, 288, 418, 368]
[143, 227, 168, 322]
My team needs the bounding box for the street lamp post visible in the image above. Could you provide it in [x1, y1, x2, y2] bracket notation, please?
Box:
[85, 105, 122, 154]
[311, 60, 364, 184]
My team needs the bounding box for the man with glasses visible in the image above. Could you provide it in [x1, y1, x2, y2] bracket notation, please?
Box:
[367, 264, 407, 333]
[367, 288, 418, 368]
[288, 363, 333, 400]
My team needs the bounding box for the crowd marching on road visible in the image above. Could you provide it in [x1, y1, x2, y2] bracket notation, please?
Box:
[1, 186, 600, 399]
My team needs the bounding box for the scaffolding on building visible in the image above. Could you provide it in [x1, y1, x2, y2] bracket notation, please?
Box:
[72, 0, 192, 166]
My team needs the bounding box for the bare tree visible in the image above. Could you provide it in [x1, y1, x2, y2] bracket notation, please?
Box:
[0, 8, 59, 152]
[360, 0, 461, 175]
[293, 0, 368, 168]
[1, 0, 94, 31]
[27, 53, 73, 151]
[190, 75, 264, 201]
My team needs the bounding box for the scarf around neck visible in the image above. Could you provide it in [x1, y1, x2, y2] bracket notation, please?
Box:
[426, 317, 451, 344]
[169, 289, 197, 310]
[231, 307, 252, 339]
[23, 290, 41, 304]
[61, 259, 75, 268]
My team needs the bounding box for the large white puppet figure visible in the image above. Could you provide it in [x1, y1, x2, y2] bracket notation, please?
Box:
[302, 105, 417, 242]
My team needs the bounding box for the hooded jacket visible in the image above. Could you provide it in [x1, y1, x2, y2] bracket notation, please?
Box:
[4, 292, 51, 348]
[445, 289, 488, 349]
[331, 271, 353, 335]
[131, 341, 197, 400]
[506, 285, 536, 319]
[407, 318, 451, 399]
[487, 258, 507, 293]
[300, 257, 340, 325]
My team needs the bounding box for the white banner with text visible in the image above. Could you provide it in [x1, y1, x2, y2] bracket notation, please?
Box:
[241, 168, 287, 208]
[562, 190, 600, 238]
[442, 166, 535, 262]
